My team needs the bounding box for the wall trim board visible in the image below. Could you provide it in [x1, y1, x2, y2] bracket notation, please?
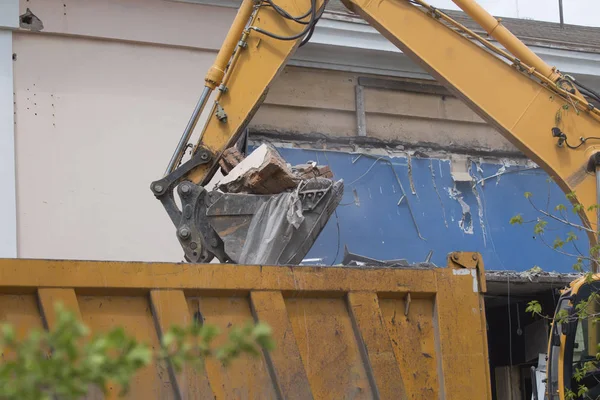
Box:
[0, 0, 17, 257]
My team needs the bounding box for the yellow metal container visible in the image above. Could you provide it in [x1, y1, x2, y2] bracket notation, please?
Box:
[0, 253, 491, 399]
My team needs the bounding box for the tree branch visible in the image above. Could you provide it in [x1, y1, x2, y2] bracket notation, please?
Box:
[529, 198, 596, 233]
[539, 235, 597, 265]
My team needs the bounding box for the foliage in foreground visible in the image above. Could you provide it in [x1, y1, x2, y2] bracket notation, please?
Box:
[0, 304, 274, 400]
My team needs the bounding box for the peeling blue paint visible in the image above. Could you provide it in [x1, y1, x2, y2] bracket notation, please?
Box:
[256, 146, 589, 273]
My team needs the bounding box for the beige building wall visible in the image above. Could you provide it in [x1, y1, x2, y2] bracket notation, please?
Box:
[13, 0, 511, 262]
[13, 0, 237, 262]
[254, 67, 513, 152]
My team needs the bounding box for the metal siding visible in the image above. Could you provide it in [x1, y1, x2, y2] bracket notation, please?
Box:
[264, 146, 588, 272]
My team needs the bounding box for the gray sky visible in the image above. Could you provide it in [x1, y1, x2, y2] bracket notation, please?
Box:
[430, 0, 600, 27]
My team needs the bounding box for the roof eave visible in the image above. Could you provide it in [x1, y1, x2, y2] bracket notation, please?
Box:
[288, 12, 600, 82]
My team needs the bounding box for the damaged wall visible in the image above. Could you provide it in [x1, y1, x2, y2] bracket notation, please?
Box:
[252, 144, 588, 273]
[252, 67, 517, 155]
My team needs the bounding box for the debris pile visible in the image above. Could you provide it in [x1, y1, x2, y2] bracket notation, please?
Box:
[218, 144, 334, 195]
[487, 268, 581, 282]
[336, 245, 435, 269]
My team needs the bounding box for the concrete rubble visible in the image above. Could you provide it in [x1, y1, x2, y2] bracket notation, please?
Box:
[485, 267, 580, 296]
[292, 163, 333, 180]
[218, 144, 334, 194]
[218, 147, 245, 174]
[486, 267, 581, 283]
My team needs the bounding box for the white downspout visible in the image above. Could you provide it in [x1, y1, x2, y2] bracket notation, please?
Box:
[0, 0, 18, 258]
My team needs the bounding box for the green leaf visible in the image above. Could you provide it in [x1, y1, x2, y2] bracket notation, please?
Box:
[585, 272, 595, 284]
[566, 191, 577, 200]
[573, 203, 584, 214]
[169, 325, 186, 338]
[162, 331, 175, 348]
[556, 309, 569, 324]
[553, 238, 564, 249]
[252, 323, 275, 351]
[125, 345, 152, 367]
[509, 214, 523, 225]
[526, 301, 542, 316]
[574, 365, 585, 382]
[555, 204, 567, 212]
[534, 219, 547, 235]
[577, 384, 589, 397]
[105, 327, 127, 347]
[200, 325, 220, 343]
[252, 323, 272, 339]
[524, 192, 532, 199]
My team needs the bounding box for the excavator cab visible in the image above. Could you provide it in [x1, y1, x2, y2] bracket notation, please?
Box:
[547, 279, 600, 400]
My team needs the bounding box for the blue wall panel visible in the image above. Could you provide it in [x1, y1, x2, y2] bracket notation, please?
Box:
[254, 146, 589, 272]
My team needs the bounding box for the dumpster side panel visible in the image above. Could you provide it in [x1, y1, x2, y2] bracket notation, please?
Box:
[380, 297, 439, 399]
[0, 255, 491, 399]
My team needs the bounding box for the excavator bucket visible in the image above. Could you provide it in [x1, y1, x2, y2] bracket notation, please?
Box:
[156, 144, 343, 265]
[207, 177, 343, 265]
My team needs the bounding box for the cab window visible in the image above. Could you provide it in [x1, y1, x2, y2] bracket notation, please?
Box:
[565, 283, 600, 399]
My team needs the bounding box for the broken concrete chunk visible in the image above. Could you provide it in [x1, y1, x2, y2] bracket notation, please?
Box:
[450, 156, 473, 182]
[219, 147, 244, 174]
[218, 144, 335, 195]
[292, 163, 334, 180]
[218, 144, 298, 195]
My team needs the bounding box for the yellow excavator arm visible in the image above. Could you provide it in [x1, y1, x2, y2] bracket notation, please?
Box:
[151, 0, 600, 268]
